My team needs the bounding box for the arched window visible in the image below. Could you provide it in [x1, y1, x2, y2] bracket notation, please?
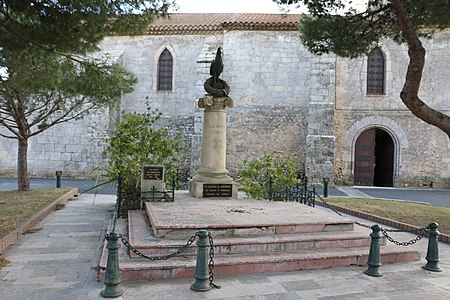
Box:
[367, 47, 385, 94]
[157, 49, 173, 91]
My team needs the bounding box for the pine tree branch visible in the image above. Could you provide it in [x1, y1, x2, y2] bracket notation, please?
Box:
[391, 0, 450, 137]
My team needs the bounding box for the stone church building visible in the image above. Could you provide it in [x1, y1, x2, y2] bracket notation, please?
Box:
[1, 13, 449, 188]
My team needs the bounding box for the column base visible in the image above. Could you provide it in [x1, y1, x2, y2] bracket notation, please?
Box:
[189, 176, 238, 199]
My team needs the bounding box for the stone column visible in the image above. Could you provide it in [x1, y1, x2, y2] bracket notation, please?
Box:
[189, 95, 238, 198]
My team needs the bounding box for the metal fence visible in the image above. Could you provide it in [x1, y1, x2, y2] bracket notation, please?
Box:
[268, 176, 315, 207]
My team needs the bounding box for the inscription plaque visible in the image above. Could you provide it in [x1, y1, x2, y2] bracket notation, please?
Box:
[203, 184, 233, 197]
[143, 166, 164, 180]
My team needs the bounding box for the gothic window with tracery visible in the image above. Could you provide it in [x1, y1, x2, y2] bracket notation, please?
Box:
[367, 47, 385, 94]
[157, 49, 173, 91]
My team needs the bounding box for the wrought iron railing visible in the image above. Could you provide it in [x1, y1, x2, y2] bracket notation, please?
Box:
[116, 169, 191, 217]
[268, 176, 315, 207]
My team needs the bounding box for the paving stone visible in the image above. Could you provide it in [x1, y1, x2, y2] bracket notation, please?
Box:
[30, 268, 58, 278]
[205, 282, 287, 299]
[237, 275, 271, 284]
[1, 193, 450, 300]
[279, 279, 323, 292]
[266, 291, 305, 300]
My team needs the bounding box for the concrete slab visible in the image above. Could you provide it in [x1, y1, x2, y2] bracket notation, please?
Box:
[146, 191, 354, 238]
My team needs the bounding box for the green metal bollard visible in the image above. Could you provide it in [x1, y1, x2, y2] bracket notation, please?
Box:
[364, 224, 383, 277]
[423, 222, 442, 272]
[323, 177, 329, 198]
[55, 171, 62, 188]
[191, 230, 211, 292]
[100, 232, 123, 298]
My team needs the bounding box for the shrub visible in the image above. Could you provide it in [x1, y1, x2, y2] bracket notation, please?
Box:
[238, 152, 298, 199]
[102, 102, 182, 212]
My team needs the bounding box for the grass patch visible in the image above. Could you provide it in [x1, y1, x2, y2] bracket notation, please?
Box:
[0, 188, 72, 239]
[326, 197, 450, 235]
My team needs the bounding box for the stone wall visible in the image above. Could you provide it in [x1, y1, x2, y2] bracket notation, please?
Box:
[304, 55, 336, 183]
[101, 30, 319, 178]
[223, 31, 315, 176]
[1, 26, 448, 188]
[0, 107, 111, 179]
[334, 30, 450, 188]
[227, 106, 308, 174]
[0, 127, 17, 177]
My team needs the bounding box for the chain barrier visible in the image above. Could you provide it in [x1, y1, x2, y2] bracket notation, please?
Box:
[109, 224, 221, 289]
[381, 227, 427, 246]
[355, 221, 372, 229]
[314, 191, 344, 217]
[207, 232, 221, 289]
[313, 190, 429, 246]
[121, 235, 196, 261]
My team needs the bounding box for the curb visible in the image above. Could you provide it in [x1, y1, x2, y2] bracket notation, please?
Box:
[317, 201, 450, 244]
[0, 188, 79, 255]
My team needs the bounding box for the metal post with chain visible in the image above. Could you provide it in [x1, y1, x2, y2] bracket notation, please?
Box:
[191, 230, 211, 291]
[423, 222, 441, 272]
[119, 229, 221, 292]
[100, 232, 123, 298]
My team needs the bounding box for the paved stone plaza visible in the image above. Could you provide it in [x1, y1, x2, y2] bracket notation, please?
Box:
[1, 193, 450, 299]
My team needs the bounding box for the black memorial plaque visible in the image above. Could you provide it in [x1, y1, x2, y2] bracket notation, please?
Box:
[203, 184, 233, 197]
[143, 166, 163, 180]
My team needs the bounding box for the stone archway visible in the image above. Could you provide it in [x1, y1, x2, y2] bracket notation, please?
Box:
[354, 128, 394, 187]
[344, 116, 409, 187]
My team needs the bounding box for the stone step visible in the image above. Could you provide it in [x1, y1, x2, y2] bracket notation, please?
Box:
[128, 210, 381, 257]
[130, 232, 380, 257]
[101, 242, 420, 281]
[99, 197, 422, 282]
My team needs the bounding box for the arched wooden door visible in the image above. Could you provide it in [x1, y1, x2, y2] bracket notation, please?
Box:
[354, 128, 394, 187]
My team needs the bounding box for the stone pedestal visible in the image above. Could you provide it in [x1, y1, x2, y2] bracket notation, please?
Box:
[141, 165, 165, 202]
[190, 96, 238, 199]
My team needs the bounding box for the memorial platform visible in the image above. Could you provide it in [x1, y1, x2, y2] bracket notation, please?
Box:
[100, 191, 421, 281]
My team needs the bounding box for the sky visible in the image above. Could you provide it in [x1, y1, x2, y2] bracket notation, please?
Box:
[172, 0, 368, 14]
[172, 0, 307, 14]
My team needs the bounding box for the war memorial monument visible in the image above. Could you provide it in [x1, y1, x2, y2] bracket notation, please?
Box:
[97, 48, 422, 284]
[189, 47, 238, 199]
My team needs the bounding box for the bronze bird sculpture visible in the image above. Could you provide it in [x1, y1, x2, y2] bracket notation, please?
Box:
[210, 47, 223, 83]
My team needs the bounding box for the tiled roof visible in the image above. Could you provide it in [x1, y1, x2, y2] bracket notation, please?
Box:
[148, 13, 301, 35]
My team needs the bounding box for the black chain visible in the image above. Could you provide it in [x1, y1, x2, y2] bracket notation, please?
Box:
[315, 191, 374, 229]
[380, 227, 427, 246]
[121, 235, 196, 261]
[207, 233, 221, 289]
[314, 192, 344, 217]
[356, 221, 372, 229]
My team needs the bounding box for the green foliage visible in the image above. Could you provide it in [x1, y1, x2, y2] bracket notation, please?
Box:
[0, 1, 175, 54]
[0, 47, 137, 138]
[299, 14, 388, 58]
[103, 102, 182, 193]
[0, 0, 175, 190]
[238, 152, 298, 199]
[274, 0, 450, 57]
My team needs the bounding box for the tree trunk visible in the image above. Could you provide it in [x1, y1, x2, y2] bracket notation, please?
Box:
[391, 0, 450, 139]
[17, 137, 30, 191]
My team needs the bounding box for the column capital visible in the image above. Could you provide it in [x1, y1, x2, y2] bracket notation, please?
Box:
[198, 95, 234, 110]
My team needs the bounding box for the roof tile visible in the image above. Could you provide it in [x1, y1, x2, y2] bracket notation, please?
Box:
[148, 13, 301, 35]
